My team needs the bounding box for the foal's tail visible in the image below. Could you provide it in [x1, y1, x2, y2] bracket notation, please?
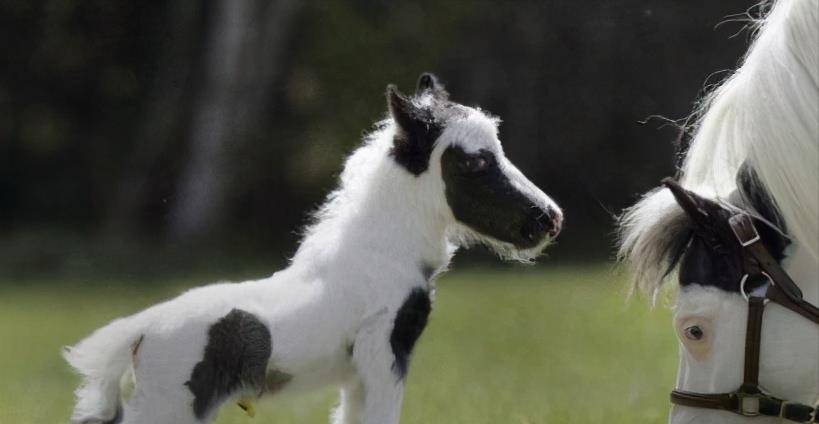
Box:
[63, 315, 145, 424]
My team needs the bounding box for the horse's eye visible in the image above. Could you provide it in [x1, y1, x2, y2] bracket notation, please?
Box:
[684, 325, 704, 341]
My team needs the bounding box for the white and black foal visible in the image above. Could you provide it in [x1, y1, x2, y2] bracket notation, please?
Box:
[65, 73, 563, 424]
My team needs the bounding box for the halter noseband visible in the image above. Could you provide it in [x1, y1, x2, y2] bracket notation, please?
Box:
[670, 213, 819, 422]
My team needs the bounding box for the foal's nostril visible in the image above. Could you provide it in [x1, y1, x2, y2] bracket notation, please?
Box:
[543, 207, 562, 238]
[520, 207, 562, 245]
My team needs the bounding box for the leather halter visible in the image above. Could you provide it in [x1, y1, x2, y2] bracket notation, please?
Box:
[670, 213, 819, 422]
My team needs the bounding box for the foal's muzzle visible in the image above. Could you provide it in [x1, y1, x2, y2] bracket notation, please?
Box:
[519, 206, 563, 245]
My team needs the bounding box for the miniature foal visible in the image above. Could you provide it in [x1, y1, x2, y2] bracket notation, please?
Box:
[65, 73, 563, 424]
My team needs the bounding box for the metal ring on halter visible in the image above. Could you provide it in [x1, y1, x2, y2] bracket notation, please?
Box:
[740, 272, 774, 303]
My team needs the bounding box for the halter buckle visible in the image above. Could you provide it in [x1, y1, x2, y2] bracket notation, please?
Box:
[736, 393, 761, 416]
[729, 214, 761, 247]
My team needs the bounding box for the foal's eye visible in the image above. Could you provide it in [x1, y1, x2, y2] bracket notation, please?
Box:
[684, 325, 704, 341]
[464, 156, 489, 172]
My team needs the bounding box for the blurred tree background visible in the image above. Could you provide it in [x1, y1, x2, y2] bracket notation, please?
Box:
[0, 0, 756, 280]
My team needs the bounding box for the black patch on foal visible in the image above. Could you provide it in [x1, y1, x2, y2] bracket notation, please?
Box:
[420, 263, 436, 282]
[387, 85, 443, 176]
[441, 145, 553, 248]
[186, 309, 272, 419]
[390, 288, 431, 379]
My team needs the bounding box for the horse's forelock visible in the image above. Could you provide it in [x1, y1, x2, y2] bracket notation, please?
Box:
[618, 188, 692, 302]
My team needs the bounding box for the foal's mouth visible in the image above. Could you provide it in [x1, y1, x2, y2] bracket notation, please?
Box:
[519, 206, 563, 246]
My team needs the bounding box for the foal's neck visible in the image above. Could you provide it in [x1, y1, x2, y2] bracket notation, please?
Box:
[292, 157, 452, 285]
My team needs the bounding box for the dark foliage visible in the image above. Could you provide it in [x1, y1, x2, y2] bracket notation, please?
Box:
[0, 0, 757, 277]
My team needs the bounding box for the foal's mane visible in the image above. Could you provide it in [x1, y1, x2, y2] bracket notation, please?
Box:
[619, 0, 819, 299]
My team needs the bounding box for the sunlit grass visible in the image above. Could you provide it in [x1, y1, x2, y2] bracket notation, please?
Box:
[0, 264, 676, 424]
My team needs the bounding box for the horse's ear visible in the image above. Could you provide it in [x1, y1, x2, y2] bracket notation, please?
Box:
[662, 178, 717, 229]
[736, 162, 784, 227]
[415, 72, 449, 99]
[736, 162, 790, 258]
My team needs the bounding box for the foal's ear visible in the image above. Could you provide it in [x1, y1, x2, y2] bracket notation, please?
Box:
[417, 73, 437, 92]
[416, 72, 449, 99]
[386, 84, 442, 175]
[387, 85, 424, 133]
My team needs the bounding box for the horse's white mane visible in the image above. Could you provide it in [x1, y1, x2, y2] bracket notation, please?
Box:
[619, 0, 819, 299]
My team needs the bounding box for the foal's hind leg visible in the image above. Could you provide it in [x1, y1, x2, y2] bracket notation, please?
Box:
[121, 351, 211, 424]
[120, 330, 215, 424]
[121, 385, 209, 424]
[123, 308, 272, 423]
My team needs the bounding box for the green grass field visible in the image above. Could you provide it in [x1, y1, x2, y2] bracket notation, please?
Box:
[0, 264, 677, 424]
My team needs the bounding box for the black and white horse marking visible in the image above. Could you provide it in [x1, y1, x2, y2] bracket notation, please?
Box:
[389, 288, 432, 380]
[619, 2, 818, 422]
[442, 145, 561, 248]
[185, 309, 272, 420]
[657, 168, 788, 294]
[387, 74, 448, 176]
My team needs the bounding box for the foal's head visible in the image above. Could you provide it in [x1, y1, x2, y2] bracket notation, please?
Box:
[385, 73, 562, 261]
[619, 167, 818, 423]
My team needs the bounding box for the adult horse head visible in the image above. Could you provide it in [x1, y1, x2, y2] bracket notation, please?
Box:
[619, 1, 818, 422]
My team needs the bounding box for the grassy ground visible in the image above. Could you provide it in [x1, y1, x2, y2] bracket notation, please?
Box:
[0, 264, 677, 424]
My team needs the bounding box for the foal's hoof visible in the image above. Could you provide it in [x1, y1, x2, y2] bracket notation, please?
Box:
[237, 398, 256, 418]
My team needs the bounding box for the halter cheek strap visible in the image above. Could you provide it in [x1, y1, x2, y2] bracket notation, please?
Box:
[670, 214, 819, 423]
[731, 214, 819, 325]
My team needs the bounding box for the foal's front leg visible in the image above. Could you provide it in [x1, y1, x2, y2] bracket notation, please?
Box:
[350, 323, 406, 424]
[330, 378, 365, 424]
[351, 288, 431, 424]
